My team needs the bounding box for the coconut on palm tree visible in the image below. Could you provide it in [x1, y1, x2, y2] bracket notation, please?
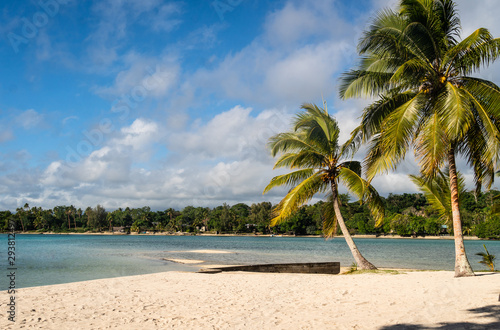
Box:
[263, 103, 384, 270]
[340, 0, 500, 277]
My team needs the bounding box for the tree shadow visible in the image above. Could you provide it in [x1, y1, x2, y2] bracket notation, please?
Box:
[379, 305, 500, 330]
[474, 272, 499, 277]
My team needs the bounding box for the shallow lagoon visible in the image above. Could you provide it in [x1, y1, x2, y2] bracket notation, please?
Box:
[1, 234, 499, 288]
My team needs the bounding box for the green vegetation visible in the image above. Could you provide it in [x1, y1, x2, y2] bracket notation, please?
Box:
[342, 269, 402, 275]
[2, 189, 500, 237]
[263, 104, 384, 269]
[340, 0, 500, 277]
[476, 244, 496, 271]
[344, 262, 358, 274]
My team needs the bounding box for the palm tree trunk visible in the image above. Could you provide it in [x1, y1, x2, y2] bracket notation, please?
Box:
[18, 213, 25, 232]
[448, 148, 474, 277]
[331, 182, 377, 270]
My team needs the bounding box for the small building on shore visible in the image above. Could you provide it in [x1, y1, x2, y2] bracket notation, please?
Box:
[112, 226, 130, 234]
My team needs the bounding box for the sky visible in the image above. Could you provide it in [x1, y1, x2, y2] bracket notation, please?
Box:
[1, 0, 500, 211]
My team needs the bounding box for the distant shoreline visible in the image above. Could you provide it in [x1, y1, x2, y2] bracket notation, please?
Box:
[4, 231, 487, 240]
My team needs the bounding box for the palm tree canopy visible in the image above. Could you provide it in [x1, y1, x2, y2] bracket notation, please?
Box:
[340, 0, 500, 187]
[263, 104, 384, 237]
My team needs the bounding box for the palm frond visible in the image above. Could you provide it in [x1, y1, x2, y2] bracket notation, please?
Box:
[366, 93, 424, 177]
[339, 161, 362, 177]
[263, 169, 316, 194]
[364, 134, 399, 181]
[269, 173, 325, 226]
[461, 78, 500, 163]
[338, 167, 385, 226]
[340, 125, 363, 159]
[339, 70, 395, 99]
[452, 32, 500, 75]
[409, 167, 466, 223]
[414, 111, 448, 177]
[409, 172, 451, 222]
[436, 82, 473, 140]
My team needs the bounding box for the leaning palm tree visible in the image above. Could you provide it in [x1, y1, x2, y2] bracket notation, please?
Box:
[263, 104, 384, 270]
[340, 0, 500, 277]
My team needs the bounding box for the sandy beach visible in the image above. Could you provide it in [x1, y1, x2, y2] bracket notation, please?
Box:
[1, 270, 499, 329]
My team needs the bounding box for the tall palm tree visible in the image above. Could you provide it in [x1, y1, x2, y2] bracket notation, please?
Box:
[66, 207, 73, 230]
[340, 0, 500, 277]
[263, 104, 384, 270]
[16, 207, 25, 232]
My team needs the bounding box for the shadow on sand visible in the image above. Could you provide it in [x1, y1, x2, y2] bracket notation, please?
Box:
[380, 304, 500, 330]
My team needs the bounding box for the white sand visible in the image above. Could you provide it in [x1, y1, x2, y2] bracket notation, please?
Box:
[170, 249, 235, 254]
[1, 271, 498, 329]
[164, 258, 205, 264]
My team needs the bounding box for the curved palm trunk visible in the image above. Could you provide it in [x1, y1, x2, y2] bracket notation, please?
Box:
[331, 182, 377, 270]
[448, 149, 474, 277]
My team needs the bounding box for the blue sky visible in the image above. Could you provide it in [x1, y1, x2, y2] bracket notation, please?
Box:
[1, 0, 500, 211]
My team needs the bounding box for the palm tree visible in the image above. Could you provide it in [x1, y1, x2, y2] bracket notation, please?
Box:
[476, 244, 496, 271]
[409, 168, 465, 226]
[66, 207, 73, 230]
[68, 205, 77, 229]
[263, 104, 384, 270]
[340, 0, 500, 277]
[16, 207, 25, 232]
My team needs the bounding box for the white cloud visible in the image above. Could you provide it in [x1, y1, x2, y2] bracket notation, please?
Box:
[4, 0, 500, 212]
[148, 3, 183, 32]
[82, 0, 182, 71]
[455, 0, 500, 37]
[190, 0, 358, 108]
[264, 42, 342, 104]
[169, 106, 291, 160]
[116, 118, 160, 151]
[95, 56, 180, 99]
[263, 2, 321, 47]
[454, 0, 500, 83]
[30, 106, 293, 210]
[15, 109, 45, 129]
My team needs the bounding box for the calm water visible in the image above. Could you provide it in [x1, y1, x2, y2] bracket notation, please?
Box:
[1, 234, 499, 289]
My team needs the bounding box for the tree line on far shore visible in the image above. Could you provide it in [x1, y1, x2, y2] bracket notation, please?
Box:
[1, 190, 499, 239]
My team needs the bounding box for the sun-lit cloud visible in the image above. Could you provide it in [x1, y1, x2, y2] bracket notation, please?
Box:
[1, 0, 500, 211]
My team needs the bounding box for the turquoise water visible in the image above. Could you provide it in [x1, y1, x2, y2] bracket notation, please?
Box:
[1, 234, 499, 289]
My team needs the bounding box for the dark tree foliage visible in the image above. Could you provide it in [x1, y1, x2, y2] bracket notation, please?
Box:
[2, 190, 499, 237]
